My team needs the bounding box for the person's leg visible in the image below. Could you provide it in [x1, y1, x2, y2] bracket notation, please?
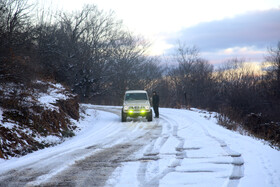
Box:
[156, 107, 159, 117]
[153, 106, 156, 117]
[154, 106, 159, 118]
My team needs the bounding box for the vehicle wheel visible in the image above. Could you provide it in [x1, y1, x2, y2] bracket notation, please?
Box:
[147, 110, 153, 122]
[121, 111, 127, 122]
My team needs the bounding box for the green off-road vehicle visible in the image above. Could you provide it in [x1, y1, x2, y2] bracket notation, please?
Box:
[121, 90, 153, 122]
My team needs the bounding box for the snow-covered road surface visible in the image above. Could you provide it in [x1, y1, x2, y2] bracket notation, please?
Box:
[0, 105, 279, 187]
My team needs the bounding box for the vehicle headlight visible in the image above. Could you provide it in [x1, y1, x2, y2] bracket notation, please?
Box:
[145, 106, 150, 110]
[124, 106, 129, 110]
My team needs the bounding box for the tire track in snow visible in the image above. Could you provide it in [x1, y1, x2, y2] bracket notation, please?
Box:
[136, 114, 186, 186]
[206, 133, 244, 186]
[185, 112, 244, 187]
[38, 143, 144, 187]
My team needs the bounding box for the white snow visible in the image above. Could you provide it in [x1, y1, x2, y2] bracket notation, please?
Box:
[34, 135, 62, 145]
[1, 121, 16, 130]
[37, 82, 70, 111]
[0, 105, 279, 187]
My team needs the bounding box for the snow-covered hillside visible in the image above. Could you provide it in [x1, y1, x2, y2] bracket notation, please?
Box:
[0, 105, 279, 187]
[0, 81, 79, 159]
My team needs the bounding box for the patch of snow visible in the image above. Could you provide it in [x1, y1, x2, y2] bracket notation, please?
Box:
[37, 82, 69, 111]
[107, 162, 141, 187]
[34, 135, 62, 145]
[1, 122, 16, 130]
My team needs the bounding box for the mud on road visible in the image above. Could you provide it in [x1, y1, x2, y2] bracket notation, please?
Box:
[41, 143, 150, 187]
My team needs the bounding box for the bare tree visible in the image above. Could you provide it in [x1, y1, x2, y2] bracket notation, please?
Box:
[103, 34, 152, 104]
[0, 0, 36, 83]
[168, 42, 214, 108]
[0, 0, 34, 53]
[265, 41, 280, 98]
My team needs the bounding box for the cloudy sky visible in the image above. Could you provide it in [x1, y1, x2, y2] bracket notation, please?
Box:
[37, 0, 280, 64]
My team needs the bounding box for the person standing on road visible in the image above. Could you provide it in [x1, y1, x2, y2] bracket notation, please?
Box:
[152, 91, 159, 118]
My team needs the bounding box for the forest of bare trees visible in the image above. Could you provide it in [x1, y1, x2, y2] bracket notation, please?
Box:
[1, 0, 279, 146]
[0, 0, 162, 103]
[162, 43, 280, 146]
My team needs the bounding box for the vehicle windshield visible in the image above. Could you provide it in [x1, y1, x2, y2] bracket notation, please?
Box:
[125, 93, 148, 101]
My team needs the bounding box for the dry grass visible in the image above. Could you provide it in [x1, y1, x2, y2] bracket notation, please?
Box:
[217, 109, 280, 149]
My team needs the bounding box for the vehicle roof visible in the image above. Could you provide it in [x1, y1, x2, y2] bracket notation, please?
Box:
[125, 90, 147, 94]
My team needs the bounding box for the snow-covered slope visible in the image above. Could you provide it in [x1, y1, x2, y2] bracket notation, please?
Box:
[0, 80, 79, 159]
[0, 105, 279, 187]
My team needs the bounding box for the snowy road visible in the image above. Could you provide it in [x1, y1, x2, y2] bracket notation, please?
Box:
[0, 105, 280, 187]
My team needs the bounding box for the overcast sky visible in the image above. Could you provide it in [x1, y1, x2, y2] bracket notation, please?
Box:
[36, 0, 280, 64]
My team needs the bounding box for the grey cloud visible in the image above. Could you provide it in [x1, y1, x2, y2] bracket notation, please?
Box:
[166, 9, 280, 52]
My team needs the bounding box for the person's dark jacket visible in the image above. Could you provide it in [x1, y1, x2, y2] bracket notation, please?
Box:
[152, 94, 159, 106]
